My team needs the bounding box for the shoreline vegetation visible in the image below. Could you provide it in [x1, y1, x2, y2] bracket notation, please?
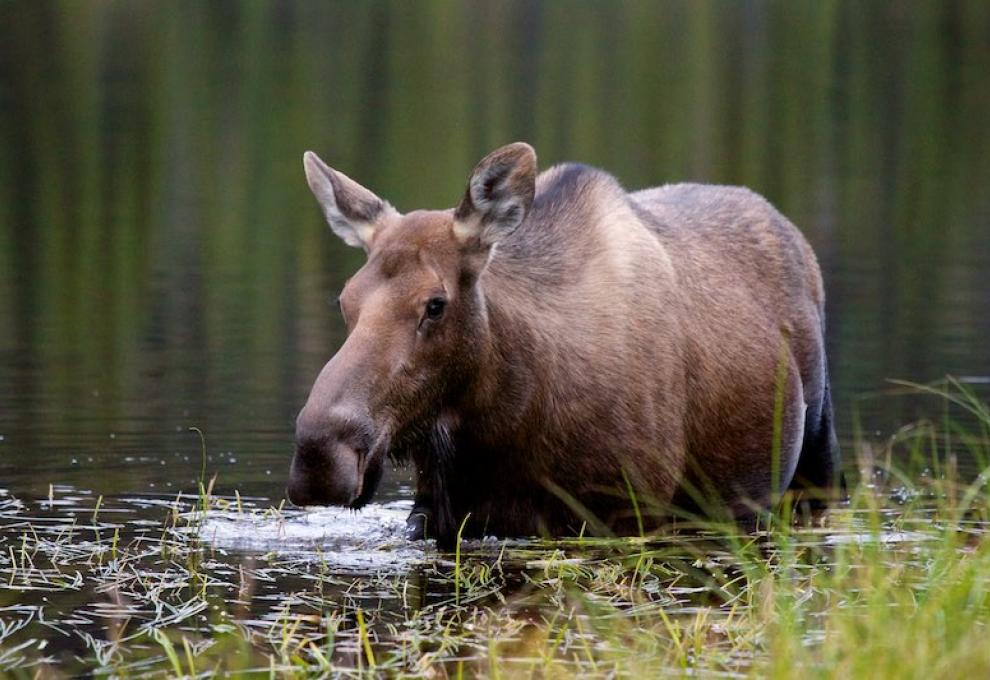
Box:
[1, 379, 989, 677]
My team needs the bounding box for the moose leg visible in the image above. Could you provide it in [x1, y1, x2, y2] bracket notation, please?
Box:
[406, 453, 438, 540]
[406, 491, 433, 540]
[406, 424, 457, 543]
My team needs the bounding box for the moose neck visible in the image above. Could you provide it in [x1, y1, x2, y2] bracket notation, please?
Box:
[456, 273, 552, 445]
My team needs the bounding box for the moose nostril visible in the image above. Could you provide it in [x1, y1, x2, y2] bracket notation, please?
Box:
[289, 408, 375, 508]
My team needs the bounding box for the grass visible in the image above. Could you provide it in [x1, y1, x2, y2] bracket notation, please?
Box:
[0, 378, 989, 677]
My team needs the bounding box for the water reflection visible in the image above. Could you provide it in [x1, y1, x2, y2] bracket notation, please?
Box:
[0, 4, 988, 507]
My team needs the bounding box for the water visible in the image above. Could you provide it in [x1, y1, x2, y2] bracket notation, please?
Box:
[0, 2, 989, 672]
[2, 1, 989, 507]
[194, 500, 424, 570]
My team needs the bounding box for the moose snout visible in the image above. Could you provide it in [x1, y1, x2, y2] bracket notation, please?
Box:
[286, 409, 373, 508]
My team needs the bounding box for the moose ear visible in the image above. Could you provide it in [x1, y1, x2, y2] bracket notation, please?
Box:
[453, 142, 537, 250]
[303, 151, 393, 250]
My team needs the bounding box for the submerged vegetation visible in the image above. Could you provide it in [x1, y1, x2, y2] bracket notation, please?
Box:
[1, 380, 989, 677]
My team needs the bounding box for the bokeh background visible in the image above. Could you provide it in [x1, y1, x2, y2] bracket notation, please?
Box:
[1, 1, 988, 503]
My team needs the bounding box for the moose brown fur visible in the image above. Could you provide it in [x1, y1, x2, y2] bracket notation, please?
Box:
[287, 142, 840, 546]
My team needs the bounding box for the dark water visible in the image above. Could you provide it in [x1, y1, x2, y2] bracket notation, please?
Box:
[1, 1, 989, 507]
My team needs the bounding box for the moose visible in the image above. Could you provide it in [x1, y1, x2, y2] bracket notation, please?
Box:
[287, 142, 841, 546]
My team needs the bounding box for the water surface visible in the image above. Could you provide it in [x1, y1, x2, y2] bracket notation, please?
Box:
[0, 2, 989, 671]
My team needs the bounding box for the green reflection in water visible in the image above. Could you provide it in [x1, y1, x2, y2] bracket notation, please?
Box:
[0, 1, 988, 500]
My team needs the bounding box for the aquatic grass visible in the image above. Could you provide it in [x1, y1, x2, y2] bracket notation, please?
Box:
[454, 512, 472, 606]
[1, 384, 989, 676]
[189, 425, 216, 520]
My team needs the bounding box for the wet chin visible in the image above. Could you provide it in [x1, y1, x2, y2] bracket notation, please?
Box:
[287, 456, 383, 509]
[288, 457, 359, 507]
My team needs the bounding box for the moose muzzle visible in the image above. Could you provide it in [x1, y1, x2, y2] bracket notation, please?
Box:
[287, 408, 377, 507]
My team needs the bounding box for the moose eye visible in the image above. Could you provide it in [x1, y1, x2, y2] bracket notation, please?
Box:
[425, 297, 446, 320]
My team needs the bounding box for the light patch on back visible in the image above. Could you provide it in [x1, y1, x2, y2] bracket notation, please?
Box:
[596, 191, 677, 284]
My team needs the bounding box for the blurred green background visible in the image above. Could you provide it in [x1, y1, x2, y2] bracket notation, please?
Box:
[0, 0, 988, 501]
